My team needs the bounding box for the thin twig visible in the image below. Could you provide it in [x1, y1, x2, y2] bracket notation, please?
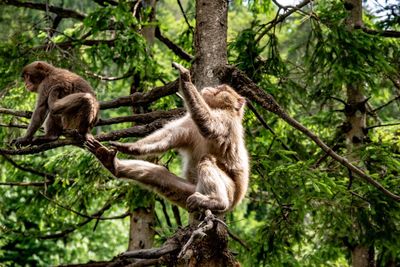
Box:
[367, 122, 400, 130]
[40, 192, 130, 220]
[372, 95, 400, 112]
[177, 0, 194, 34]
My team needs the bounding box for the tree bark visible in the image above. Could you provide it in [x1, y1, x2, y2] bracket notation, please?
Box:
[128, 206, 155, 250]
[193, 0, 228, 89]
[344, 1, 375, 266]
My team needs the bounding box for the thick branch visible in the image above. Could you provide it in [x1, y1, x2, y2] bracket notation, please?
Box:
[100, 79, 179, 109]
[0, 108, 32, 118]
[97, 108, 185, 126]
[1, 0, 86, 20]
[361, 27, 400, 38]
[0, 118, 173, 155]
[93, 0, 118, 6]
[216, 65, 400, 201]
[155, 27, 194, 62]
[1, 80, 178, 118]
[121, 243, 178, 259]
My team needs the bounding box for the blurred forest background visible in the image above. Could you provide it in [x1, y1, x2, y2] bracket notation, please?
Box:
[0, 0, 399, 266]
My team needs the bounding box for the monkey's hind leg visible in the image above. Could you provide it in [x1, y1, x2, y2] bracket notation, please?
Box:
[116, 159, 196, 209]
[187, 156, 235, 213]
[52, 93, 99, 138]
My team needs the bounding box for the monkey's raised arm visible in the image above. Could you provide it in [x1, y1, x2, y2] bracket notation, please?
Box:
[172, 63, 220, 138]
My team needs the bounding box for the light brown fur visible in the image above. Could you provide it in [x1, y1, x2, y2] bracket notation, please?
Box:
[86, 63, 249, 213]
[13, 61, 99, 147]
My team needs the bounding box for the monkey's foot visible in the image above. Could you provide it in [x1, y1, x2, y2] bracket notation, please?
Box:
[85, 137, 118, 176]
[186, 192, 227, 213]
[172, 62, 191, 82]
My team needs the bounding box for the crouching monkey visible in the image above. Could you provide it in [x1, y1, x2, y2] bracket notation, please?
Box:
[12, 61, 99, 147]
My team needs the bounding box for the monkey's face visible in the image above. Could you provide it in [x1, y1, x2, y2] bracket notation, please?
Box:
[22, 61, 52, 92]
[23, 74, 37, 92]
[201, 85, 245, 113]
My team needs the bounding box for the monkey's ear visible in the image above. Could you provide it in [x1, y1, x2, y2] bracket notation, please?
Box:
[235, 97, 246, 110]
[35, 62, 46, 70]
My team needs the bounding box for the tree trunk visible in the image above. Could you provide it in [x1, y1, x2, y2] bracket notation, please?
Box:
[352, 245, 375, 267]
[182, 0, 237, 266]
[128, 206, 155, 250]
[193, 0, 228, 89]
[344, 1, 375, 266]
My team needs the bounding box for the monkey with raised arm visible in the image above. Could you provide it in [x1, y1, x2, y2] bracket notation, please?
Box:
[12, 61, 99, 147]
[86, 63, 249, 212]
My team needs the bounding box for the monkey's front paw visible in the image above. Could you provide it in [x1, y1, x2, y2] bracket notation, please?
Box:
[187, 192, 208, 212]
[11, 137, 32, 148]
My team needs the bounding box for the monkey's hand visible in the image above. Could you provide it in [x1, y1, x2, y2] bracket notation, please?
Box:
[85, 137, 118, 176]
[172, 62, 191, 82]
[109, 141, 140, 155]
[11, 136, 32, 148]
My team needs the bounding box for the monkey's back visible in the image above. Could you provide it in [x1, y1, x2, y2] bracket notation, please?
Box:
[43, 68, 96, 98]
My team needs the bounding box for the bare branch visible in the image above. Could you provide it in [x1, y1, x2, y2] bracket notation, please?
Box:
[361, 27, 400, 38]
[1, 0, 86, 20]
[155, 27, 194, 62]
[121, 243, 178, 259]
[1, 152, 56, 179]
[0, 181, 51, 186]
[92, 0, 118, 6]
[0, 118, 174, 155]
[85, 69, 135, 82]
[32, 39, 115, 51]
[176, 0, 194, 34]
[40, 192, 125, 239]
[367, 122, 400, 130]
[40, 192, 130, 220]
[97, 108, 185, 126]
[0, 81, 179, 121]
[216, 64, 400, 202]
[255, 0, 312, 44]
[372, 95, 400, 112]
[0, 108, 32, 118]
[100, 79, 179, 109]
[0, 123, 27, 129]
